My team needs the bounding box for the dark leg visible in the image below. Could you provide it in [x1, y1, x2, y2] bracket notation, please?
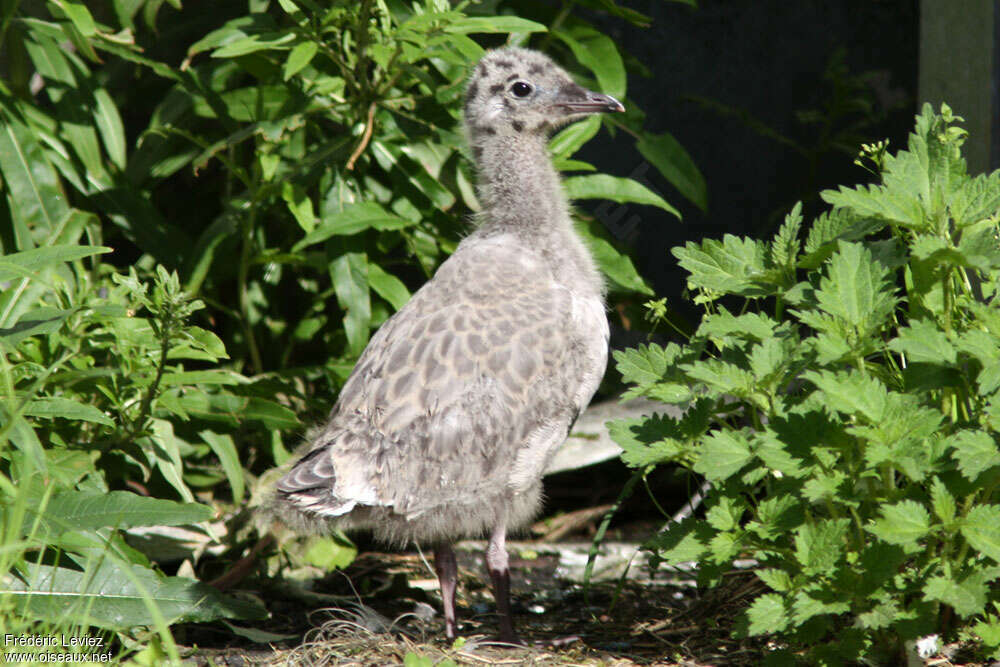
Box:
[434, 544, 458, 640]
[485, 522, 522, 644]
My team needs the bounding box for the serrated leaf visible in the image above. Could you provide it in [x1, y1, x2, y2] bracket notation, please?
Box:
[791, 590, 850, 624]
[673, 234, 770, 296]
[856, 599, 903, 630]
[755, 568, 794, 593]
[693, 430, 753, 481]
[866, 500, 930, 546]
[609, 415, 686, 468]
[802, 369, 887, 423]
[613, 343, 671, 386]
[923, 573, 988, 617]
[697, 308, 778, 345]
[811, 241, 897, 335]
[683, 359, 755, 397]
[960, 505, 1000, 562]
[644, 517, 713, 563]
[948, 430, 1000, 481]
[746, 593, 789, 635]
[794, 519, 849, 574]
[929, 477, 956, 523]
[888, 319, 956, 364]
[770, 202, 802, 269]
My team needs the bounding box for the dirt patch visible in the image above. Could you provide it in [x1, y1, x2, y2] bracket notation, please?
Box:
[176, 540, 772, 666]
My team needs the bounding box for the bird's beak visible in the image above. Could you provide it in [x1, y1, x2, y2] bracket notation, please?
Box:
[557, 88, 625, 114]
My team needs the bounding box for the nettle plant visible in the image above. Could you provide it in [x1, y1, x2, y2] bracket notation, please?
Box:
[612, 104, 1000, 663]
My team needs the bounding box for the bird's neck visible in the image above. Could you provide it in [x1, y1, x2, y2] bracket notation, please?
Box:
[470, 131, 605, 297]
[473, 134, 571, 237]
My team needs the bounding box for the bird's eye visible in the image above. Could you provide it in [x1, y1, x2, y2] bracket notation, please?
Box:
[511, 82, 533, 98]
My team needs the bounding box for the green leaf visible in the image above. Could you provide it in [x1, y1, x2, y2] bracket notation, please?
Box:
[367, 263, 411, 311]
[0, 114, 71, 236]
[866, 500, 930, 546]
[25, 491, 212, 533]
[923, 573, 989, 617]
[283, 40, 318, 80]
[929, 478, 956, 524]
[613, 342, 671, 387]
[794, 519, 849, 574]
[643, 517, 713, 563]
[7, 559, 264, 629]
[294, 202, 415, 250]
[693, 430, 753, 481]
[330, 252, 371, 357]
[549, 115, 601, 159]
[636, 131, 707, 212]
[888, 319, 956, 364]
[684, 359, 755, 398]
[609, 417, 685, 468]
[303, 535, 357, 570]
[673, 234, 770, 297]
[22, 397, 114, 426]
[212, 32, 295, 58]
[948, 430, 1000, 481]
[443, 16, 547, 34]
[802, 369, 887, 423]
[553, 26, 626, 99]
[960, 505, 1000, 562]
[200, 431, 245, 504]
[755, 568, 794, 593]
[282, 181, 316, 232]
[698, 309, 778, 345]
[0, 245, 112, 283]
[811, 241, 897, 335]
[746, 593, 789, 635]
[574, 219, 653, 294]
[565, 174, 680, 218]
[770, 202, 802, 269]
[791, 590, 849, 624]
[92, 87, 127, 169]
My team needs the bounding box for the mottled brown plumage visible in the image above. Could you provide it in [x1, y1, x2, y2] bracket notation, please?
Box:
[266, 46, 623, 643]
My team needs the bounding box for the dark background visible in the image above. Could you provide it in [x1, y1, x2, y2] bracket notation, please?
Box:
[576, 0, 919, 331]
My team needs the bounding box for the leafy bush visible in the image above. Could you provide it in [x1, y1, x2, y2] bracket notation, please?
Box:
[0, 0, 698, 654]
[613, 104, 1000, 663]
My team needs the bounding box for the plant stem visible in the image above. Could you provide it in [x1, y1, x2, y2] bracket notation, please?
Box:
[239, 208, 264, 375]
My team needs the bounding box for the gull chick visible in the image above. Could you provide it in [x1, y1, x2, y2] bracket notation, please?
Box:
[268, 46, 623, 643]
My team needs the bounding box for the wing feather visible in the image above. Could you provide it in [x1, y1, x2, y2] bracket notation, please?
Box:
[278, 235, 608, 517]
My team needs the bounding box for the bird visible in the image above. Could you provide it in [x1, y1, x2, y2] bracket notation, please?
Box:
[266, 46, 623, 644]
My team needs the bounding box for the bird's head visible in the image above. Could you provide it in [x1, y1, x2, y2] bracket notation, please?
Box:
[464, 47, 624, 140]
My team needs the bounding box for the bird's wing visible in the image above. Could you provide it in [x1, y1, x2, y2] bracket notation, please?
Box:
[276, 235, 608, 517]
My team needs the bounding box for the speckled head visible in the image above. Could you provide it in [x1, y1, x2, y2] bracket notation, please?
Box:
[464, 47, 624, 140]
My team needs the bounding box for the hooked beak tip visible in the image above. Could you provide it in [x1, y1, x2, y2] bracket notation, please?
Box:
[560, 92, 625, 114]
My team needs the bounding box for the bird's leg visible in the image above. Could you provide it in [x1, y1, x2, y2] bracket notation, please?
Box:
[486, 522, 522, 645]
[433, 543, 459, 640]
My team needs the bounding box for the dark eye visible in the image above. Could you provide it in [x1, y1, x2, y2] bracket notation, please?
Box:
[511, 81, 533, 98]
